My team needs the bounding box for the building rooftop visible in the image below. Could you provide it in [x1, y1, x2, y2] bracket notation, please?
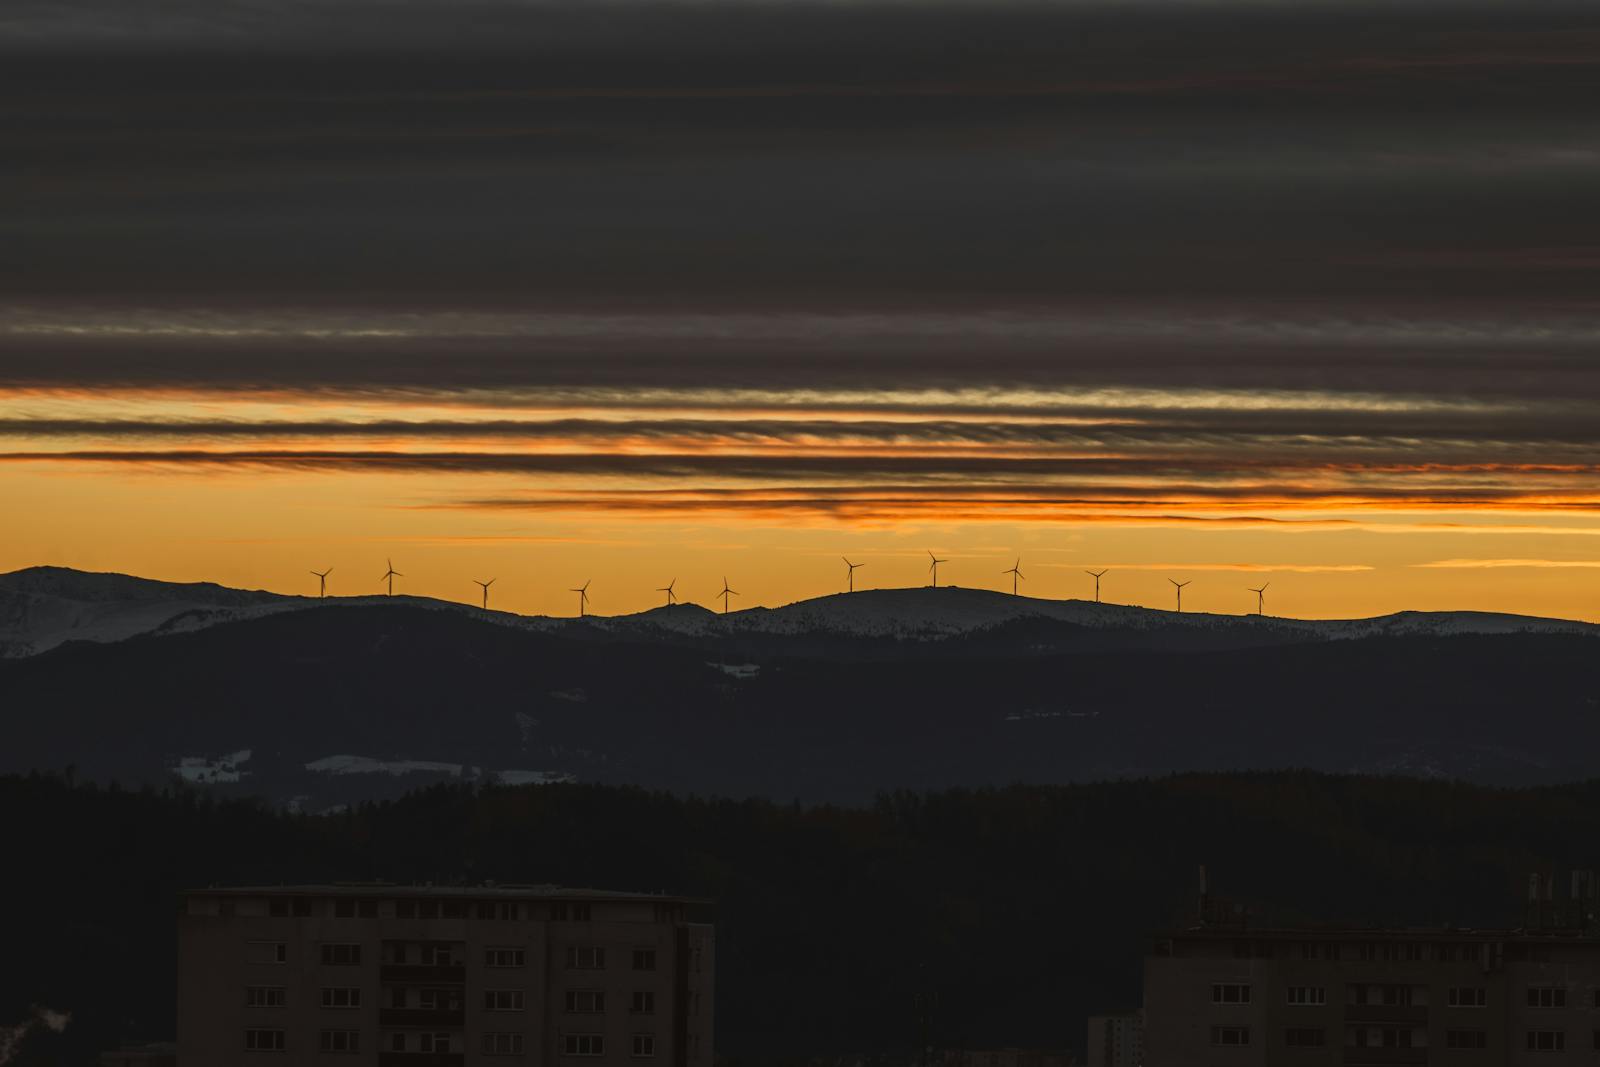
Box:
[186, 882, 709, 904]
[1158, 924, 1600, 943]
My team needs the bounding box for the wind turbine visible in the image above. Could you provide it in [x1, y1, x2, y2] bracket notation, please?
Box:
[1248, 581, 1270, 616]
[381, 559, 402, 597]
[842, 558, 864, 593]
[571, 580, 591, 618]
[927, 551, 948, 588]
[1085, 569, 1107, 603]
[474, 578, 495, 610]
[719, 577, 739, 614]
[657, 578, 678, 609]
[311, 567, 332, 598]
[1169, 578, 1191, 613]
[1004, 558, 1025, 596]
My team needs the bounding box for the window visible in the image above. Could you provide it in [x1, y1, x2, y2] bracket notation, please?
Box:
[419, 1032, 452, 1053]
[417, 943, 459, 966]
[1381, 985, 1415, 1007]
[562, 1034, 605, 1056]
[1284, 1028, 1324, 1048]
[395, 900, 416, 919]
[567, 947, 606, 970]
[631, 991, 656, 1015]
[483, 1033, 525, 1056]
[245, 987, 286, 1008]
[1449, 986, 1487, 1008]
[1380, 942, 1426, 961]
[419, 989, 460, 1011]
[269, 897, 289, 917]
[1447, 1030, 1488, 1050]
[485, 990, 526, 1012]
[318, 1030, 359, 1054]
[632, 949, 656, 971]
[1380, 1028, 1415, 1048]
[478, 901, 519, 921]
[244, 1029, 286, 1052]
[320, 987, 361, 1009]
[632, 1034, 656, 1057]
[320, 943, 361, 967]
[390, 1034, 405, 1053]
[246, 941, 287, 965]
[486, 947, 526, 968]
[565, 991, 605, 1014]
[1210, 1026, 1249, 1047]
[1527, 1030, 1566, 1051]
[334, 898, 356, 918]
[358, 899, 377, 918]
[1285, 986, 1324, 1006]
[1528, 987, 1567, 1009]
[1211, 984, 1251, 1005]
[419, 901, 439, 920]
[442, 901, 465, 919]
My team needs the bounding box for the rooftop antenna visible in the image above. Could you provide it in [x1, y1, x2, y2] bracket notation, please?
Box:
[1085, 569, 1107, 603]
[1248, 581, 1270, 616]
[927, 550, 948, 588]
[1004, 558, 1025, 596]
[381, 558, 402, 597]
[657, 578, 678, 609]
[474, 578, 495, 610]
[311, 567, 332, 599]
[719, 577, 739, 615]
[1169, 578, 1191, 612]
[843, 557, 863, 593]
[570, 579, 591, 618]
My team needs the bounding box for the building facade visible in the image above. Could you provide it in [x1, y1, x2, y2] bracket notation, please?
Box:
[178, 884, 713, 1067]
[1085, 1012, 1143, 1067]
[1144, 926, 1600, 1065]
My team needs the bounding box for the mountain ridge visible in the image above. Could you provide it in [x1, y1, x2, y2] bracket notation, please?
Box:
[3, 564, 1596, 658]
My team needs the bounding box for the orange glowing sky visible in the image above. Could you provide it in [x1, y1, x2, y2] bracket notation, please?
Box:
[5, 305, 1600, 621]
[9, 7, 1600, 621]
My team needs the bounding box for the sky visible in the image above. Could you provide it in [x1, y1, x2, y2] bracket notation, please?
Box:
[5, 1, 1600, 619]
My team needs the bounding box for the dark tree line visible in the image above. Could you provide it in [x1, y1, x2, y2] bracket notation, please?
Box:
[5, 770, 1598, 1064]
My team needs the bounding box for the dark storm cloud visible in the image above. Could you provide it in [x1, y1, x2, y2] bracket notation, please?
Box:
[5, 0, 1600, 517]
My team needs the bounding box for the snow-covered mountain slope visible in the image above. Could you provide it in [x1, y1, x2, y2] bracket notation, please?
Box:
[1, 566, 1595, 658]
[604, 586, 1599, 643]
[0, 567, 302, 657]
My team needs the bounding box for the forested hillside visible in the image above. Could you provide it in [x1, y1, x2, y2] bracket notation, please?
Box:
[6, 771, 1597, 1064]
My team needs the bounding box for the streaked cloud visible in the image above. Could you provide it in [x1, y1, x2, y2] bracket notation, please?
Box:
[1415, 558, 1600, 569]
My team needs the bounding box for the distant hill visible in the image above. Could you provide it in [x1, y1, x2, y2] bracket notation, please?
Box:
[3, 566, 1594, 660]
[2, 572, 1599, 807]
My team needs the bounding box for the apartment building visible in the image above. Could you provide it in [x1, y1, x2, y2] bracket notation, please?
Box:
[1145, 911, 1600, 1065]
[178, 884, 713, 1067]
[1085, 1012, 1143, 1067]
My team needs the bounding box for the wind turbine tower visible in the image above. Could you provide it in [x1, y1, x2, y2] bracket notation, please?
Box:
[1249, 581, 1270, 616]
[843, 557, 863, 593]
[1004, 558, 1025, 596]
[1169, 578, 1191, 613]
[1085, 569, 1107, 603]
[381, 559, 402, 597]
[719, 577, 739, 614]
[311, 567, 332, 598]
[474, 578, 495, 610]
[927, 551, 948, 588]
[657, 578, 678, 609]
[571, 580, 591, 618]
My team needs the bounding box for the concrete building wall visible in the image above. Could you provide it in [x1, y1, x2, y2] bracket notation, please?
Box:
[1084, 1012, 1143, 1067]
[1144, 929, 1600, 1066]
[178, 888, 712, 1067]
